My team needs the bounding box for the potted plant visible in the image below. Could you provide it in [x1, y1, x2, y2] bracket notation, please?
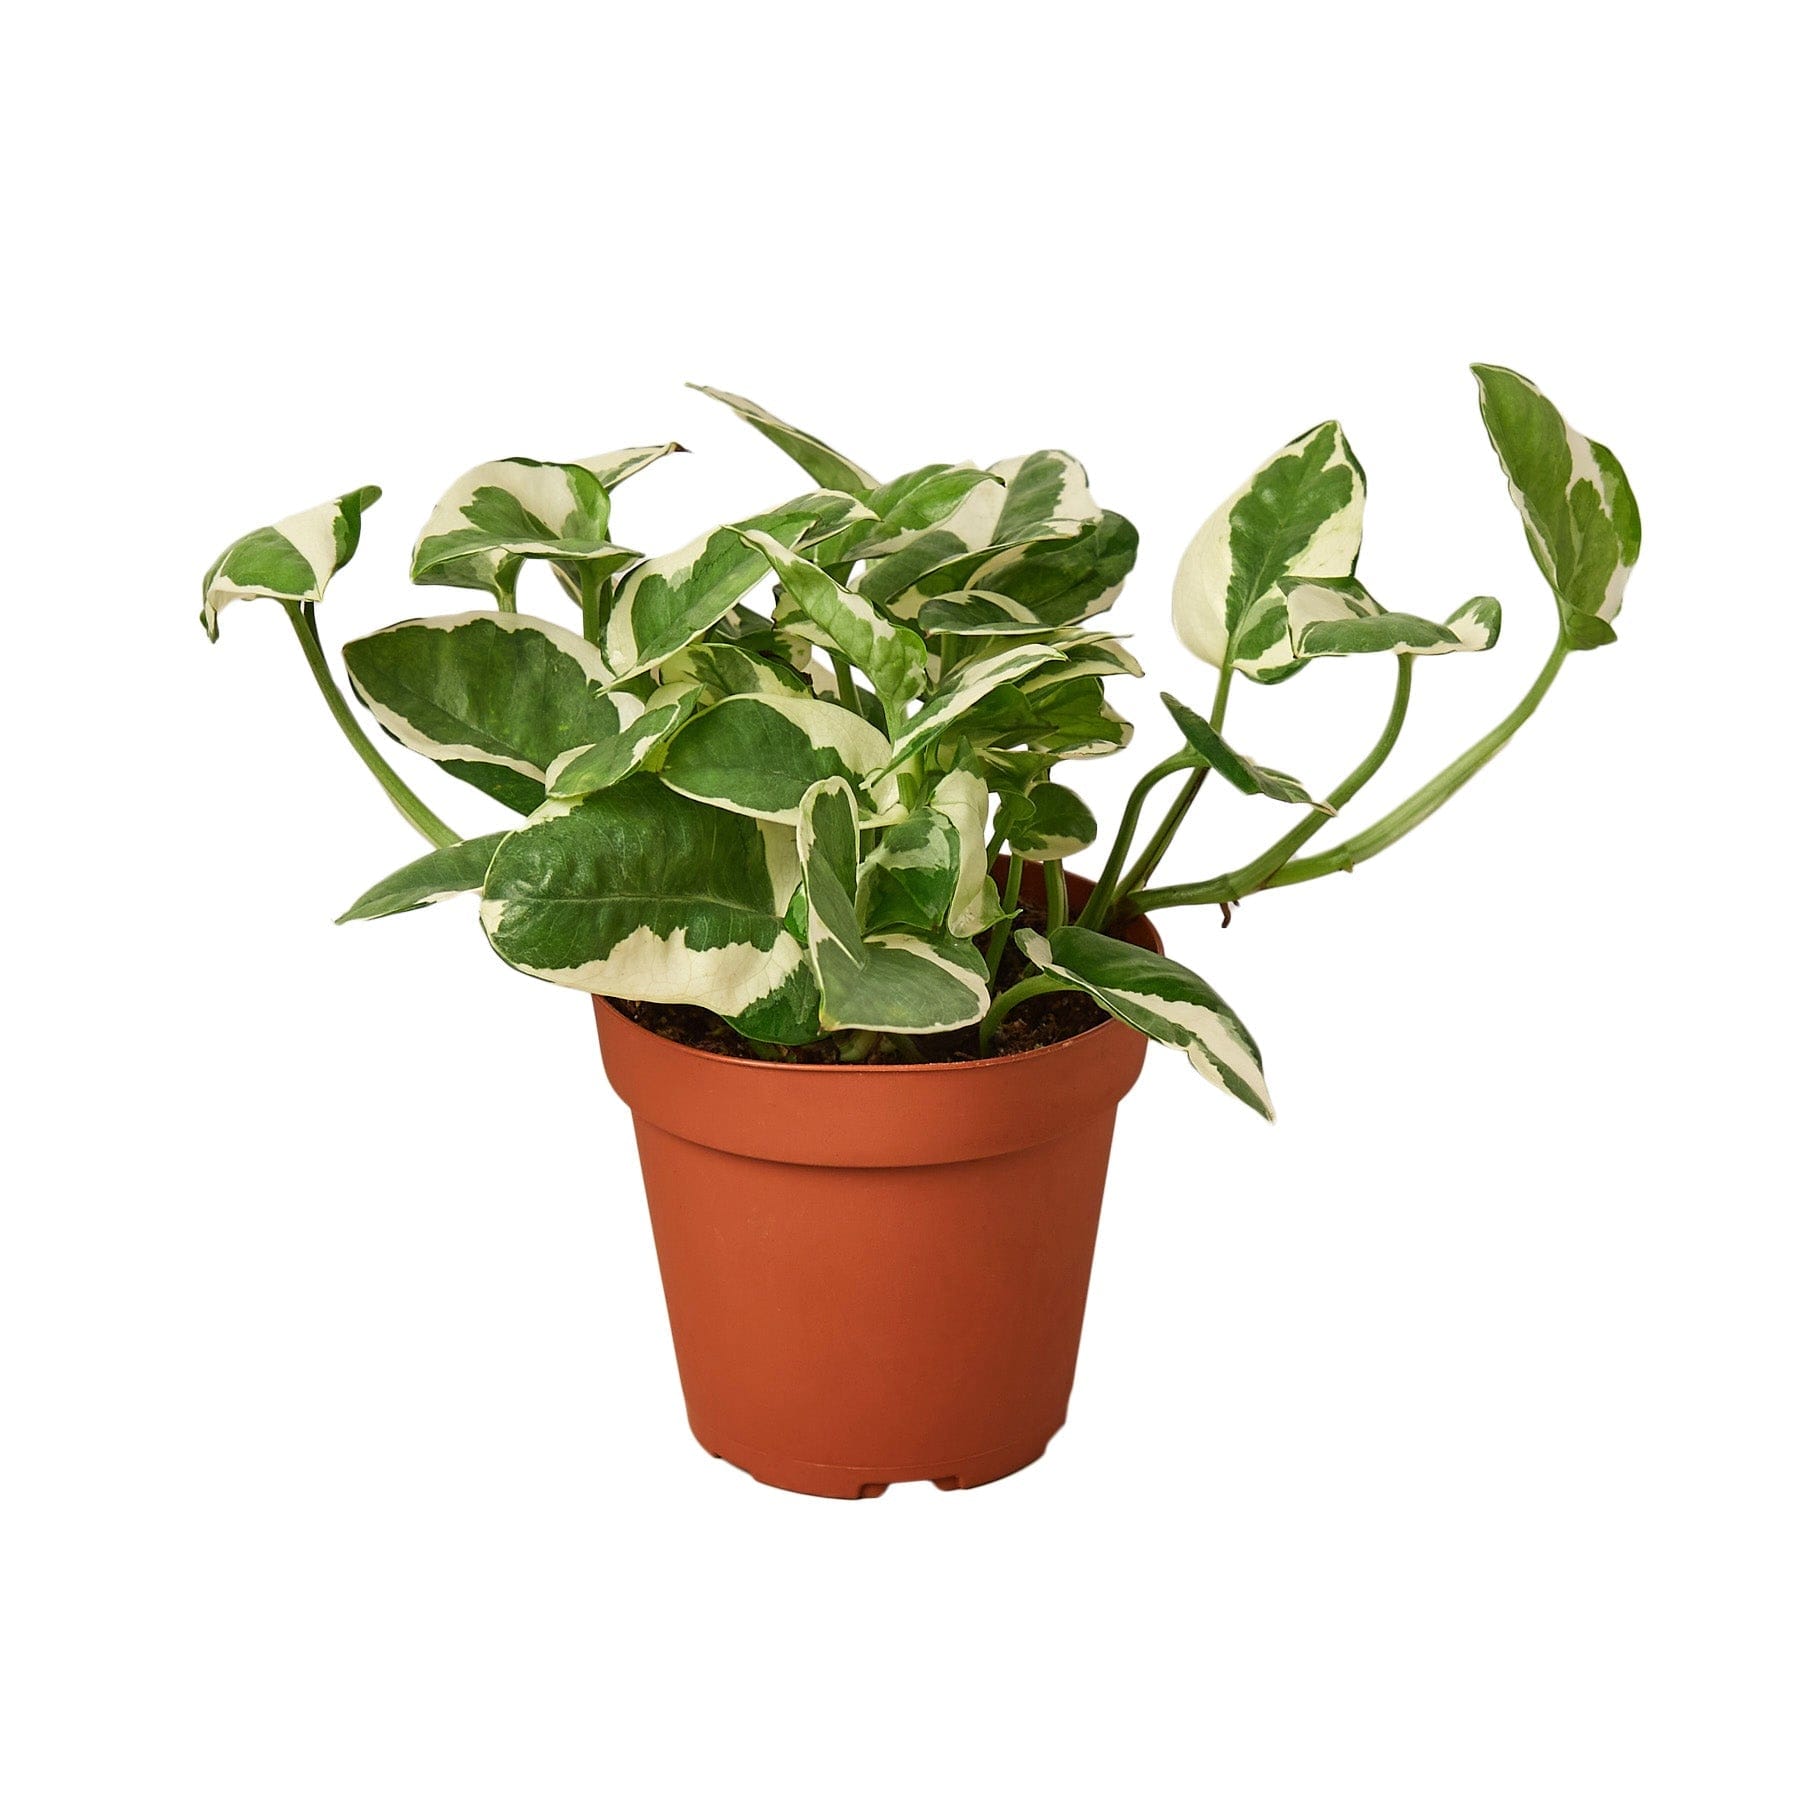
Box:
[200, 369, 1639, 1498]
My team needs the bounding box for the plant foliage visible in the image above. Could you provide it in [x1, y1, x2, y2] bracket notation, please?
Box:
[201, 370, 1637, 1116]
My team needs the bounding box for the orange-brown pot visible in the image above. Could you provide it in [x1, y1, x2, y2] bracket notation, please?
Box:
[592, 870, 1159, 1499]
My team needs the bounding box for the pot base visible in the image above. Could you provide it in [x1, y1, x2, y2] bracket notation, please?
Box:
[692, 1419, 1056, 1500]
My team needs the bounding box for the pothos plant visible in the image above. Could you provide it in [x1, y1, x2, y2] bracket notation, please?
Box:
[200, 370, 1638, 1119]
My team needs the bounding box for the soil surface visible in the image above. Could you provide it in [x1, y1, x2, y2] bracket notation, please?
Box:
[610, 904, 1110, 1064]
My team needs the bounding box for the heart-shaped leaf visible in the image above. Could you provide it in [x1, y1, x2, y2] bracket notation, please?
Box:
[798, 779, 990, 1033]
[481, 775, 819, 1043]
[1172, 422, 1365, 680]
[200, 486, 381, 640]
[659, 692, 901, 824]
[1471, 364, 1640, 650]
[344, 611, 639, 813]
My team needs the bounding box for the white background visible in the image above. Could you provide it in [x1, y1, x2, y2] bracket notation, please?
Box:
[5, 3, 1794, 1794]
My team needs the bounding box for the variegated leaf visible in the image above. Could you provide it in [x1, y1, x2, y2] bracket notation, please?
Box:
[1018, 927, 1273, 1119]
[1017, 677, 1134, 759]
[824, 463, 1007, 563]
[913, 590, 1058, 636]
[731, 529, 928, 724]
[337, 832, 509, 923]
[658, 640, 810, 698]
[882, 640, 1065, 772]
[1160, 693, 1329, 810]
[858, 770, 998, 938]
[344, 611, 639, 813]
[200, 486, 380, 641]
[411, 459, 639, 603]
[1004, 783, 1098, 860]
[1282, 578, 1502, 658]
[659, 691, 900, 825]
[601, 491, 875, 684]
[852, 526, 977, 608]
[929, 768, 1001, 936]
[798, 779, 990, 1034]
[480, 775, 820, 1043]
[576, 442, 686, 488]
[687, 385, 875, 498]
[987, 449, 1102, 543]
[910, 517, 1141, 639]
[1172, 422, 1365, 680]
[1471, 364, 1641, 650]
[1022, 632, 1144, 687]
[545, 683, 702, 799]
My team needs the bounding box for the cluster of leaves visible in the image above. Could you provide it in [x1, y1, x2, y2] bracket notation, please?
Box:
[200, 369, 1638, 1119]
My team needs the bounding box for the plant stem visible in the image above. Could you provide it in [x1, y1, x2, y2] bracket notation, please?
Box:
[836, 1029, 880, 1063]
[579, 565, 604, 643]
[885, 1033, 927, 1063]
[828, 651, 867, 717]
[984, 854, 1028, 979]
[1123, 652, 1418, 913]
[1264, 639, 1570, 890]
[1044, 860, 1069, 932]
[1075, 751, 1191, 927]
[978, 973, 1064, 1053]
[1114, 662, 1236, 898]
[285, 604, 458, 850]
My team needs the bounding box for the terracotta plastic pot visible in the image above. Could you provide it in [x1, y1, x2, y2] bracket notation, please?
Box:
[592, 868, 1159, 1499]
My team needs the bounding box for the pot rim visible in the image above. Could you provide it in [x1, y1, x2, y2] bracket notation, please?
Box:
[595, 992, 1137, 1077]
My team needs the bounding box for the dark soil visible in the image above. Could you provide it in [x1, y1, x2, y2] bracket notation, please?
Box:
[610, 903, 1110, 1065]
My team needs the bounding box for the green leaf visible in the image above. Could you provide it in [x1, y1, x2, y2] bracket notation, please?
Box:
[798, 779, 990, 1034]
[602, 491, 875, 683]
[1004, 782, 1097, 860]
[1004, 676, 1134, 760]
[659, 692, 900, 824]
[344, 610, 638, 813]
[657, 640, 810, 698]
[1282, 579, 1502, 658]
[857, 770, 997, 939]
[200, 486, 380, 641]
[870, 463, 1001, 533]
[1159, 693, 1330, 810]
[687, 385, 876, 498]
[411, 459, 639, 603]
[337, 833, 509, 923]
[544, 683, 702, 799]
[731, 529, 928, 724]
[1471, 364, 1640, 650]
[882, 640, 1065, 771]
[481, 775, 820, 1043]
[1017, 926, 1273, 1119]
[1171, 422, 1365, 680]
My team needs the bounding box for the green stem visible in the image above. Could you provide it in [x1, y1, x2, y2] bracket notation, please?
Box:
[286, 604, 458, 850]
[1115, 662, 1235, 898]
[828, 651, 870, 718]
[1124, 652, 1418, 914]
[1076, 751, 1191, 928]
[978, 973, 1064, 1054]
[1043, 860, 1069, 932]
[579, 565, 603, 643]
[885, 1033, 927, 1063]
[836, 1029, 880, 1064]
[1266, 640, 1570, 890]
[984, 854, 1028, 979]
